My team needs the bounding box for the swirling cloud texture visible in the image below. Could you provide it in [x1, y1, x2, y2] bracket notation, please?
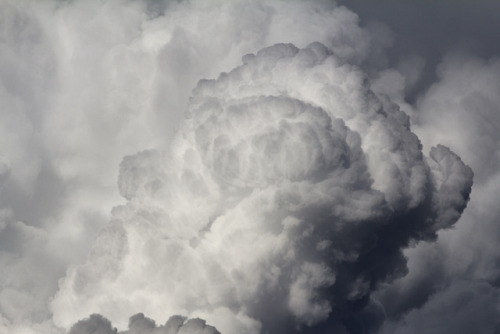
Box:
[2, 0, 498, 333]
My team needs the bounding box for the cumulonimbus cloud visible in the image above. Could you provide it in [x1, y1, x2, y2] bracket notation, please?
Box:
[51, 42, 472, 334]
[0, 1, 373, 332]
[1, 1, 489, 333]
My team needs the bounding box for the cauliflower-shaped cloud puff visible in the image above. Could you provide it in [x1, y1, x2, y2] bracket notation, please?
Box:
[68, 313, 219, 334]
[53, 42, 472, 334]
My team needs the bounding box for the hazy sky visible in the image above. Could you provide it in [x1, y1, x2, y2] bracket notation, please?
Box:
[0, 1, 499, 333]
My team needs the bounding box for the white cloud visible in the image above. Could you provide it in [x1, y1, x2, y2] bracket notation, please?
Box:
[0, 1, 376, 331]
[51, 42, 471, 333]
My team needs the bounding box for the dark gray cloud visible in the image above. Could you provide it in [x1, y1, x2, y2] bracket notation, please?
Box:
[381, 281, 500, 334]
[339, 1, 500, 332]
[68, 313, 220, 334]
[373, 52, 500, 331]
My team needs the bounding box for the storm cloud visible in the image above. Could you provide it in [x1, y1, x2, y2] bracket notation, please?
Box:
[51, 40, 472, 333]
[0, 0, 497, 334]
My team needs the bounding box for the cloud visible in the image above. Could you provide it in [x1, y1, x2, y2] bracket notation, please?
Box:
[380, 281, 500, 334]
[332, 5, 500, 329]
[1, 1, 494, 333]
[339, 0, 500, 101]
[0, 0, 375, 331]
[375, 53, 500, 327]
[51, 41, 471, 334]
[68, 313, 220, 334]
[67, 314, 116, 334]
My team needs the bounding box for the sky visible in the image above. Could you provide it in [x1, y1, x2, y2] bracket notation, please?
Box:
[0, 0, 499, 333]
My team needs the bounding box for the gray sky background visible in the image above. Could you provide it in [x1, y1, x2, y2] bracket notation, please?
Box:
[340, 0, 500, 99]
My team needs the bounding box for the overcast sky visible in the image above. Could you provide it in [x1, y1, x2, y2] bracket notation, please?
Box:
[0, 1, 499, 334]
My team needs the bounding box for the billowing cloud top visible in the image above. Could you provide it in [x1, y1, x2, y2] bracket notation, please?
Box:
[51, 42, 472, 334]
[68, 313, 220, 334]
